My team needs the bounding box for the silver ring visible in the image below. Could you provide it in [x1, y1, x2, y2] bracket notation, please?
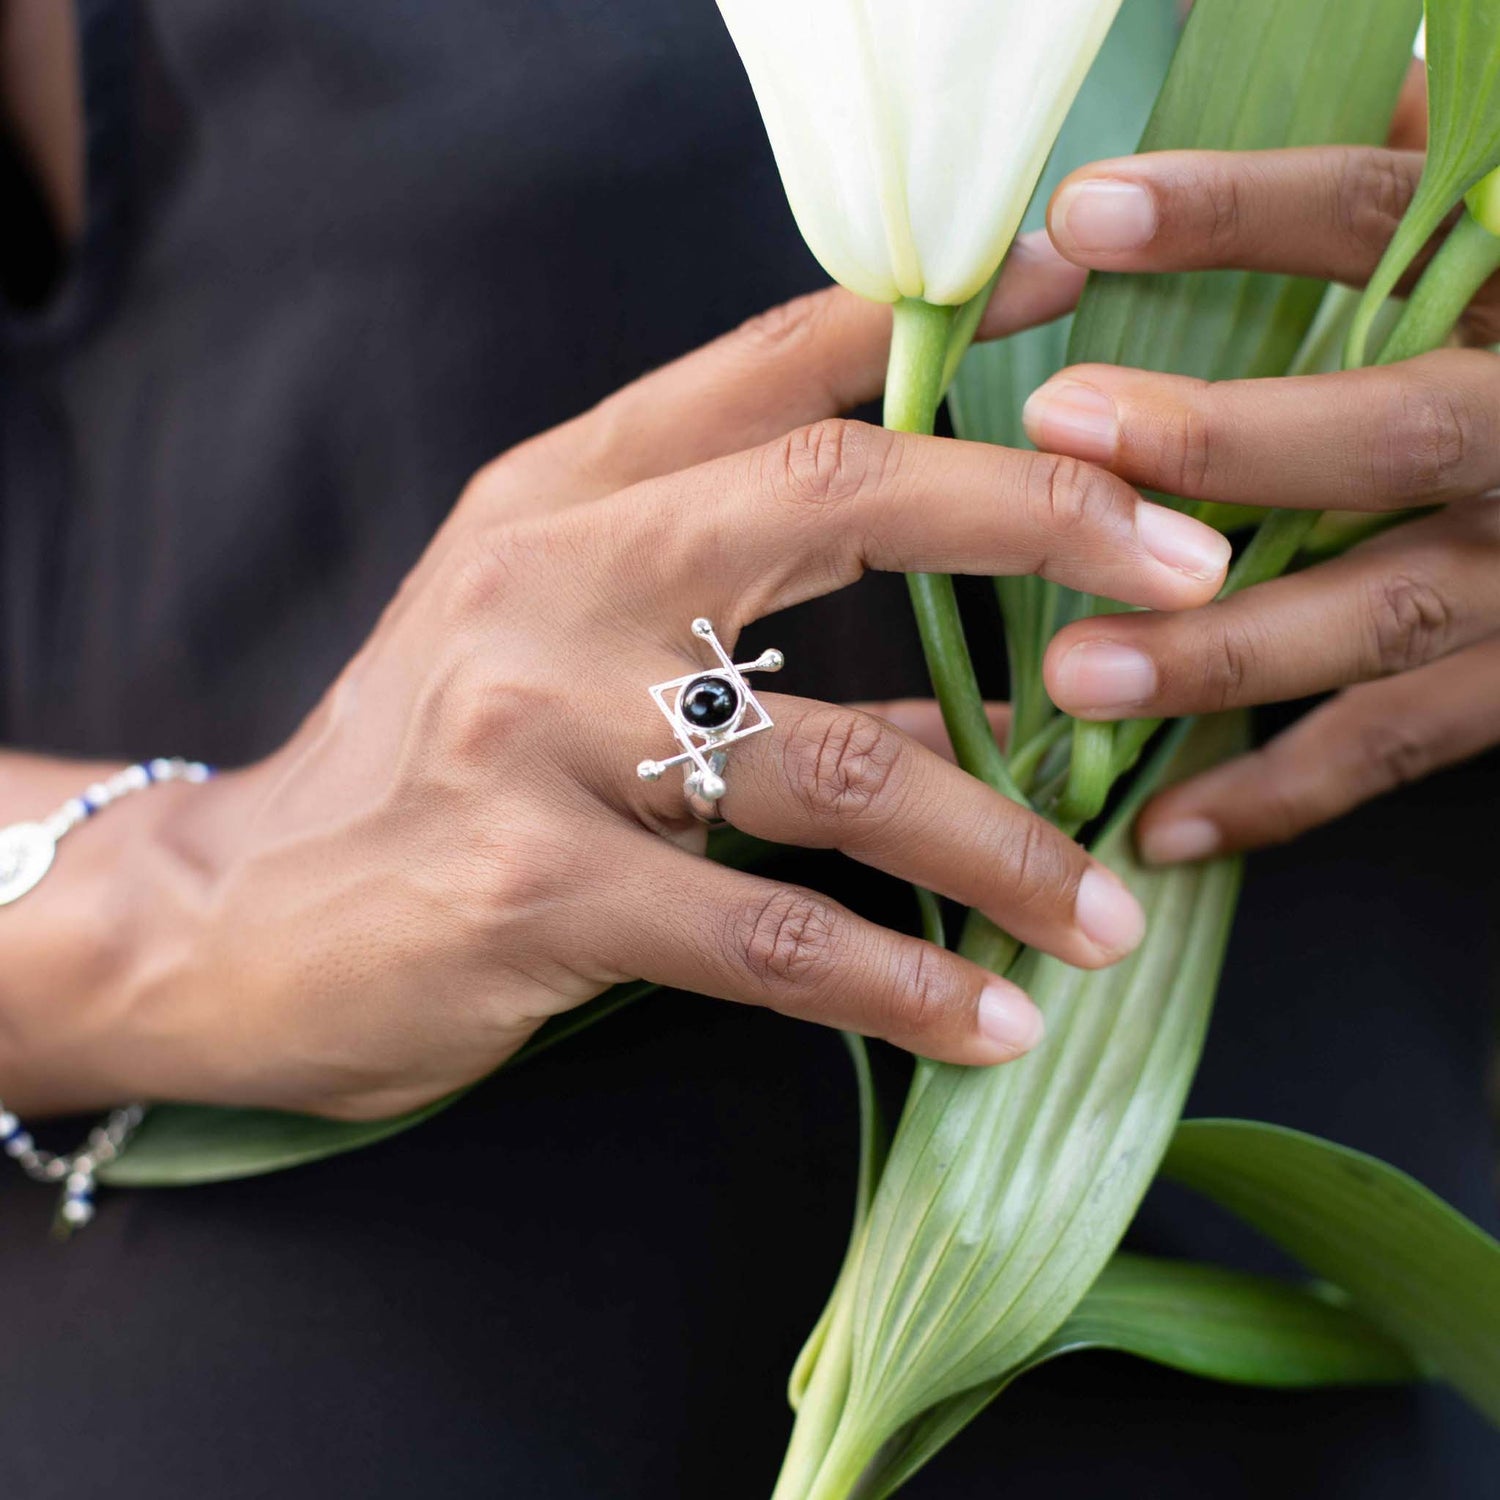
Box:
[637, 617, 784, 822]
[683, 752, 730, 826]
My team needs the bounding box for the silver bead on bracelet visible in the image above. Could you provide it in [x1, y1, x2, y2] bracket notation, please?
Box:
[0, 757, 212, 1234]
[0, 1102, 147, 1233]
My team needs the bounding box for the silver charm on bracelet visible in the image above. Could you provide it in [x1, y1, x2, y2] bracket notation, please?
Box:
[637, 618, 784, 820]
[0, 757, 211, 908]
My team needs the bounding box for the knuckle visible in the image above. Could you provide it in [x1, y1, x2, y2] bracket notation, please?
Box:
[1203, 166, 1246, 253]
[1239, 745, 1313, 847]
[1028, 453, 1116, 539]
[440, 523, 531, 623]
[1338, 149, 1415, 259]
[732, 887, 841, 989]
[1200, 626, 1258, 711]
[1364, 571, 1453, 675]
[463, 836, 563, 929]
[559, 398, 632, 488]
[999, 814, 1070, 917]
[1354, 713, 1436, 793]
[427, 653, 551, 771]
[1161, 399, 1215, 495]
[775, 418, 893, 507]
[1374, 383, 1472, 500]
[881, 942, 957, 1040]
[783, 709, 907, 822]
[736, 292, 830, 358]
[457, 453, 524, 513]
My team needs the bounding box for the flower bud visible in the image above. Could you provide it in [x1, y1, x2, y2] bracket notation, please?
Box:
[716, 0, 1125, 305]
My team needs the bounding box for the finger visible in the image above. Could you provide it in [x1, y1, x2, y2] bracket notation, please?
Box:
[1045, 502, 1500, 720]
[1389, 60, 1429, 152]
[1046, 146, 1424, 285]
[714, 698, 1144, 970]
[604, 418, 1231, 625]
[1136, 634, 1500, 861]
[848, 699, 1012, 763]
[605, 831, 1045, 1065]
[1022, 349, 1500, 512]
[506, 233, 1086, 507]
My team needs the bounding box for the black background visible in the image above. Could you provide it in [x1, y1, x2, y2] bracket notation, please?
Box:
[0, 2, 1496, 1495]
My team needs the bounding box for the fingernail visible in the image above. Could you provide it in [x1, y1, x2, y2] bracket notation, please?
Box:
[1022, 382, 1119, 464]
[1052, 641, 1158, 713]
[1136, 502, 1232, 581]
[1052, 180, 1158, 254]
[977, 981, 1045, 1058]
[1139, 816, 1222, 866]
[1076, 867, 1147, 958]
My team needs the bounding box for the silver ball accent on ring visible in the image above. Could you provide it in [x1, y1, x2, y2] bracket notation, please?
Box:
[639, 620, 783, 819]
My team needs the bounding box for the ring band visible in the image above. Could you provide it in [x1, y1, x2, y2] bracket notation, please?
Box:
[637, 617, 785, 819]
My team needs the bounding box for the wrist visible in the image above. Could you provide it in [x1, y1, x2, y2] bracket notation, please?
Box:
[0, 763, 256, 1114]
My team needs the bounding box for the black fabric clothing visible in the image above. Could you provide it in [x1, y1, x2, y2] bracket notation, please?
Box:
[0, 4, 1496, 1496]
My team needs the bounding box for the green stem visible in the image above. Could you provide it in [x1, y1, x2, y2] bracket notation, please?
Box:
[1058, 721, 1115, 824]
[887, 299, 1027, 808]
[1097, 236, 1497, 797]
[996, 577, 1055, 753]
[1377, 208, 1500, 367]
[772, 1260, 862, 1500]
[957, 909, 1021, 977]
[1007, 713, 1071, 793]
[914, 886, 947, 948]
[939, 263, 1005, 393]
[799, 1412, 888, 1500]
[1227, 508, 1321, 591]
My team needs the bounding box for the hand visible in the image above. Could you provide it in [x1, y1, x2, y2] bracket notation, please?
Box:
[10, 239, 1234, 1120]
[1024, 145, 1500, 861]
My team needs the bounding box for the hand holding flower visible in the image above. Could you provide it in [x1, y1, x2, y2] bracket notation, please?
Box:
[0, 252, 1231, 1121]
[1025, 143, 1500, 858]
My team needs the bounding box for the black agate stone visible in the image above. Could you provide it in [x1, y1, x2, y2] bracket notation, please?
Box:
[680, 674, 740, 730]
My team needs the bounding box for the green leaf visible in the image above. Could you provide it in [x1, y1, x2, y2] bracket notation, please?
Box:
[1072, 0, 1423, 386]
[100, 980, 657, 1188]
[948, 0, 1179, 750]
[856, 1252, 1421, 1500]
[1046, 1253, 1422, 1385]
[790, 1034, 891, 1412]
[1347, 0, 1500, 364]
[1163, 1119, 1500, 1424]
[953, 0, 1422, 781]
[1055, 0, 1422, 760]
[778, 4, 1432, 1495]
[773, 718, 1247, 1497]
[948, 0, 1180, 450]
[97, 1094, 459, 1189]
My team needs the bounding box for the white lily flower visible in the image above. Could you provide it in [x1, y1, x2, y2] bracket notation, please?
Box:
[717, 0, 1125, 305]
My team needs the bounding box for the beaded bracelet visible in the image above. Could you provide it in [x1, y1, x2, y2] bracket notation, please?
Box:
[0, 758, 212, 1233]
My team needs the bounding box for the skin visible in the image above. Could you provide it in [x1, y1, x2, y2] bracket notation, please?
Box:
[1, 30, 1491, 1117]
[1028, 142, 1500, 863]
[0, 240, 1233, 1119]
[0, 0, 83, 242]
